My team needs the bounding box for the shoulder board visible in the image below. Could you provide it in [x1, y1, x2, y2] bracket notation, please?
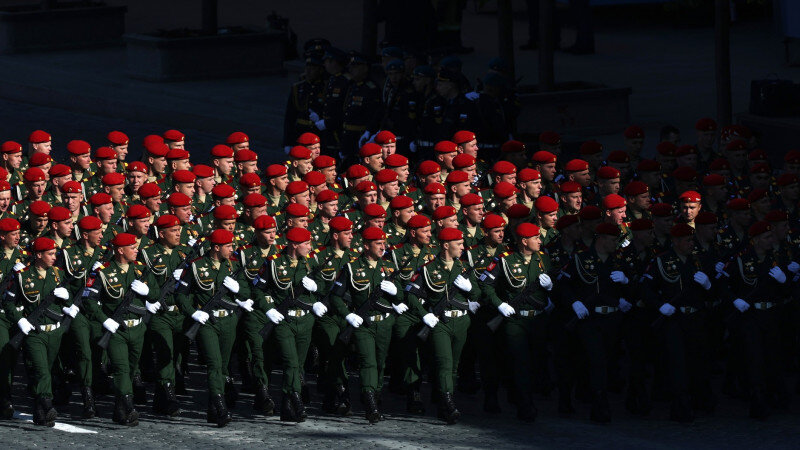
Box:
[342, 208, 356, 213]
[498, 251, 511, 259]
[190, 256, 203, 264]
[19, 266, 29, 273]
[466, 244, 478, 251]
[134, 261, 144, 266]
[242, 244, 253, 249]
[268, 253, 281, 261]
[313, 246, 326, 254]
[229, 255, 240, 262]
[388, 243, 405, 251]
[421, 258, 437, 268]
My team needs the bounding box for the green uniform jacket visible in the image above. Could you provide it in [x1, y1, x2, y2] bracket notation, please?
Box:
[175, 255, 250, 315]
[330, 255, 401, 318]
[140, 242, 193, 308]
[252, 250, 315, 313]
[4, 266, 70, 326]
[84, 260, 161, 323]
[480, 250, 551, 310]
[406, 256, 480, 317]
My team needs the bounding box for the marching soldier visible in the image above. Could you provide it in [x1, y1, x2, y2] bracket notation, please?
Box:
[0, 218, 27, 418]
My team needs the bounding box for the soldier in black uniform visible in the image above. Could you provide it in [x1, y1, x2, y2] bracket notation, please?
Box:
[380, 59, 420, 145]
[339, 52, 382, 160]
[318, 48, 350, 156]
[284, 53, 327, 148]
[420, 69, 482, 159]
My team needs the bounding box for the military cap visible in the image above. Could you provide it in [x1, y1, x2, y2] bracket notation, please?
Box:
[507, 204, 531, 219]
[156, 214, 181, 229]
[423, 182, 446, 195]
[0, 180, 10, 192]
[111, 232, 136, 247]
[346, 164, 370, 179]
[765, 210, 788, 222]
[289, 146, 312, 160]
[213, 204, 239, 220]
[29, 130, 51, 143]
[303, 170, 326, 186]
[624, 125, 644, 139]
[243, 193, 267, 208]
[375, 169, 398, 184]
[559, 181, 581, 193]
[534, 196, 558, 213]
[676, 145, 698, 157]
[482, 213, 506, 229]
[48, 206, 70, 222]
[670, 223, 695, 238]
[452, 153, 476, 170]
[407, 214, 432, 229]
[656, 142, 677, 156]
[438, 227, 463, 241]
[672, 166, 698, 182]
[596, 223, 621, 237]
[348, 51, 370, 65]
[239, 172, 262, 188]
[67, 140, 91, 155]
[166, 192, 191, 207]
[162, 129, 185, 142]
[1, 141, 22, 154]
[61, 180, 82, 194]
[538, 131, 561, 145]
[211, 144, 234, 158]
[500, 140, 525, 153]
[637, 159, 661, 172]
[784, 150, 800, 164]
[211, 184, 236, 199]
[78, 215, 102, 231]
[0, 217, 20, 232]
[138, 183, 162, 199]
[452, 130, 476, 144]
[226, 131, 249, 145]
[565, 159, 589, 172]
[532, 150, 557, 164]
[94, 146, 117, 160]
[516, 223, 541, 238]
[364, 203, 387, 219]
[460, 193, 483, 207]
[147, 143, 170, 157]
[209, 229, 234, 245]
[650, 203, 674, 217]
[725, 140, 748, 152]
[126, 161, 148, 173]
[602, 194, 626, 210]
[630, 218, 654, 231]
[434, 140, 458, 154]
[297, 132, 321, 146]
[102, 172, 125, 186]
[708, 158, 731, 171]
[579, 140, 603, 155]
[433, 205, 457, 220]
[0, 167, 6, 182]
[359, 143, 382, 157]
[702, 174, 725, 187]
[623, 181, 649, 196]
[749, 163, 770, 175]
[166, 148, 190, 161]
[412, 65, 434, 77]
[579, 205, 602, 220]
[777, 173, 799, 187]
[126, 204, 151, 219]
[106, 130, 129, 146]
[445, 170, 468, 184]
[556, 214, 580, 231]
[607, 150, 630, 164]
[234, 149, 258, 162]
[361, 226, 386, 241]
[726, 198, 750, 210]
[316, 189, 339, 204]
[192, 164, 214, 178]
[374, 130, 396, 145]
[313, 155, 336, 170]
[679, 190, 701, 203]
[23, 168, 46, 183]
[265, 164, 288, 178]
[32, 237, 56, 252]
[384, 154, 408, 168]
[491, 161, 517, 175]
[748, 188, 768, 203]
[695, 212, 717, 225]
[285, 203, 309, 217]
[748, 221, 772, 237]
[355, 180, 377, 194]
[695, 117, 717, 131]
[29, 152, 52, 167]
[493, 181, 518, 199]
[323, 47, 347, 62]
[254, 215, 277, 230]
[518, 168, 540, 182]
[415, 161, 440, 178]
[48, 164, 70, 178]
[384, 59, 404, 72]
[722, 124, 752, 141]
[389, 195, 413, 210]
[329, 216, 353, 232]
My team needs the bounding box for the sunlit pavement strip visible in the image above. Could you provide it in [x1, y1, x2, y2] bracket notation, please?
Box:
[12, 411, 97, 434]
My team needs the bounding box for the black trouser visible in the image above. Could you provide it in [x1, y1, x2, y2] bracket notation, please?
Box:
[731, 306, 784, 395]
[574, 311, 623, 393]
[656, 311, 711, 399]
[623, 306, 654, 392]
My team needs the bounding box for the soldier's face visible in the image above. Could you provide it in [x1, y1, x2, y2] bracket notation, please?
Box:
[426, 194, 445, 211]
[176, 182, 195, 198]
[423, 173, 441, 185]
[31, 216, 47, 233]
[630, 192, 651, 210]
[131, 217, 150, 236]
[412, 226, 432, 245]
[294, 158, 312, 175]
[695, 224, 715, 243]
[626, 138, 644, 154]
[444, 239, 464, 259]
[540, 163, 556, 181]
[247, 205, 267, 220]
[215, 157, 234, 176]
[358, 191, 378, 207]
[288, 216, 309, 229]
[438, 215, 458, 229]
[238, 161, 258, 174]
[127, 171, 146, 192]
[99, 159, 117, 175]
[105, 184, 124, 202]
[381, 181, 400, 199]
[680, 201, 701, 222]
[563, 192, 582, 211]
[380, 143, 396, 159]
[727, 150, 747, 169]
[149, 156, 167, 174]
[524, 235, 542, 252]
[632, 228, 655, 247]
[53, 174, 71, 189]
[232, 142, 249, 152]
[697, 130, 716, 148]
[772, 221, 788, 241]
[159, 225, 181, 247]
[334, 229, 353, 249]
[367, 217, 385, 229]
[319, 200, 339, 218]
[172, 159, 191, 172]
[0, 191, 10, 211]
[438, 152, 457, 170]
[452, 181, 470, 197]
[600, 178, 620, 195]
[3, 152, 21, 169]
[671, 235, 694, 255]
[395, 207, 414, 225]
[145, 196, 162, 214]
[217, 219, 237, 232]
[524, 180, 542, 199]
[35, 163, 52, 177]
[676, 154, 697, 169]
[295, 240, 313, 257]
[33, 141, 52, 154]
[461, 140, 478, 157]
[500, 195, 516, 211]
[83, 228, 102, 247]
[307, 144, 321, 159]
[571, 170, 591, 187]
[29, 180, 46, 198]
[486, 227, 504, 245]
[54, 218, 73, 237]
[607, 206, 627, 225]
[750, 173, 770, 191]
[462, 165, 477, 182]
[95, 203, 113, 223]
[272, 174, 289, 191]
[2, 229, 19, 248]
[464, 204, 484, 225]
[171, 205, 191, 223]
[119, 244, 138, 263]
[216, 242, 233, 260]
[595, 234, 616, 254]
[782, 182, 799, 201]
[113, 144, 128, 160]
[321, 166, 337, 184]
[366, 239, 385, 259]
[167, 140, 185, 150]
[784, 162, 800, 176]
[37, 248, 57, 267]
[392, 165, 410, 183]
[258, 228, 277, 246]
[540, 211, 558, 229]
[364, 154, 383, 172]
[219, 197, 236, 207]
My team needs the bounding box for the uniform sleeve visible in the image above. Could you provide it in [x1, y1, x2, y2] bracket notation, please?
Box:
[142, 267, 161, 302]
[233, 262, 251, 301]
[478, 258, 503, 308]
[3, 275, 23, 324]
[404, 269, 428, 317]
[83, 272, 108, 323]
[330, 265, 352, 318]
[175, 268, 195, 316]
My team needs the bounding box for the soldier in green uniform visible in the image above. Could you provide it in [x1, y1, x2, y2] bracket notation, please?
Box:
[18, 200, 50, 250]
[384, 195, 414, 246]
[0, 218, 28, 418]
[406, 227, 479, 424]
[165, 192, 202, 246]
[534, 195, 559, 246]
[308, 189, 340, 246]
[43, 206, 77, 249]
[84, 232, 160, 426]
[5, 237, 73, 426]
[330, 227, 402, 423]
[177, 228, 250, 427]
[89, 193, 123, 244]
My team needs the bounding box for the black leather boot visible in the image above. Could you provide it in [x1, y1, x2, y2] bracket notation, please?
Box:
[335, 384, 351, 416]
[224, 377, 238, 409]
[81, 386, 96, 419]
[164, 383, 181, 416]
[0, 399, 13, 419]
[363, 391, 380, 424]
[437, 392, 460, 425]
[33, 397, 56, 427]
[253, 384, 275, 415]
[211, 393, 231, 427]
[280, 394, 296, 422]
[113, 395, 138, 426]
[290, 391, 306, 422]
[590, 390, 611, 423]
[670, 395, 694, 423]
[132, 373, 147, 405]
[483, 389, 501, 413]
[321, 385, 337, 413]
[406, 386, 425, 414]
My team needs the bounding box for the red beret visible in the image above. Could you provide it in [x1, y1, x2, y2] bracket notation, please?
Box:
[254, 215, 277, 230]
[637, 159, 661, 172]
[679, 190, 702, 203]
[559, 181, 581, 194]
[234, 149, 258, 162]
[623, 181, 649, 196]
[316, 189, 339, 204]
[346, 164, 370, 179]
[676, 145, 698, 157]
[748, 220, 772, 237]
[238, 172, 262, 188]
[565, 159, 589, 172]
[460, 193, 483, 207]
[0, 218, 20, 232]
[434, 140, 458, 154]
[375, 169, 399, 184]
[358, 143, 382, 158]
[48, 206, 70, 222]
[126, 204, 151, 219]
[538, 131, 561, 145]
[48, 164, 70, 178]
[630, 218, 654, 231]
[702, 174, 726, 187]
[433, 205, 457, 220]
[726, 198, 750, 211]
[672, 166, 698, 182]
[126, 161, 148, 174]
[29, 152, 52, 167]
[312, 155, 336, 170]
[163, 129, 185, 142]
[670, 223, 695, 238]
[777, 173, 799, 187]
[112, 232, 137, 247]
[602, 194, 626, 210]
[355, 180, 377, 193]
[438, 227, 464, 241]
[165, 148, 190, 161]
[89, 193, 111, 207]
[518, 168, 540, 182]
[596, 222, 621, 237]
[784, 150, 800, 165]
[361, 226, 387, 241]
[695, 117, 717, 131]
[579, 140, 603, 155]
[226, 131, 249, 145]
[211, 144, 234, 158]
[650, 203, 673, 217]
[389, 194, 413, 210]
[656, 142, 677, 157]
[102, 172, 125, 186]
[765, 210, 788, 222]
[147, 143, 170, 157]
[532, 151, 557, 164]
[28, 130, 51, 144]
[384, 154, 408, 168]
[452, 153, 476, 169]
[192, 164, 214, 178]
[445, 170, 468, 184]
[0, 141, 22, 154]
[534, 196, 559, 213]
[500, 140, 525, 153]
[213, 204, 239, 220]
[579, 205, 602, 220]
[452, 130, 476, 144]
[296, 132, 320, 146]
[138, 183, 162, 199]
[290, 145, 313, 160]
[265, 164, 287, 178]
[0, 180, 12, 192]
[482, 213, 506, 229]
[94, 146, 117, 161]
[695, 212, 718, 225]
[78, 215, 102, 231]
[491, 160, 517, 175]
[417, 160, 441, 176]
[749, 163, 770, 175]
[607, 151, 630, 164]
[166, 192, 192, 207]
[725, 140, 748, 152]
[516, 223, 541, 238]
[556, 214, 580, 231]
[243, 193, 267, 208]
[423, 182, 446, 195]
[210, 229, 234, 245]
[364, 203, 387, 218]
[493, 181, 518, 199]
[407, 214, 432, 229]
[624, 125, 644, 139]
[23, 167, 46, 183]
[329, 216, 353, 232]
[748, 188, 769, 203]
[747, 149, 768, 163]
[709, 158, 731, 171]
[303, 170, 326, 186]
[374, 130, 396, 145]
[507, 204, 531, 219]
[155, 214, 181, 229]
[285, 203, 309, 217]
[32, 237, 56, 252]
[211, 183, 236, 199]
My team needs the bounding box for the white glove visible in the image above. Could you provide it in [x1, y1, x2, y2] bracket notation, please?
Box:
[13, 262, 24, 272]
[312, 302, 327, 317]
[187, 238, 197, 247]
[422, 313, 439, 328]
[468, 301, 480, 314]
[572, 301, 589, 319]
[497, 302, 515, 317]
[53, 287, 69, 300]
[715, 262, 725, 273]
[538, 273, 553, 290]
[380, 280, 397, 296]
[145, 301, 162, 314]
[392, 303, 408, 314]
[545, 298, 555, 313]
[454, 274, 472, 292]
[693, 271, 711, 290]
[789, 261, 800, 274]
[618, 297, 632, 313]
[266, 308, 284, 324]
[610, 271, 629, 285]
[620, 239, 631, 248]
[131, 280, 149, 296]
[465, 91, 480, 101]
[345, 313, 363, 328]
[358, 130, 370, 147]
[301, 276, 317, 292]
[769, 266, 787, 284]
[659, 303, 676, 316]
[92, 261, 103, 271]
[103, 318, 120, 333]
[409, 142, 417, 153]
[308, 109, 320, 123]
[223, 276, 240, 293]
[314, 119, 326, 131]
[733, 298, 750, 312]
[236, 299, 254, 312]
[191, 310, 209, 324]
[17, 318, 34, 335]
[173, 268, 184, 280]
[62, 304, 79, 318]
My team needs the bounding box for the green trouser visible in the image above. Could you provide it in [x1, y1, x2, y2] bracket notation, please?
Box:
[148, 310, 186, 387]
[243, 311, 275, 387]
[69, 314, 103, 387]
[354, 314, 395, 394]
[23, 325, 65, 397]
[197, 314, 238, 395]
[504, 313, 548, 401]
[107, 321, 145, 396]
[274, 313, 314, 394]
[392, 312, 423, 386]
[0, 316, 17, 401]
[312, 314, 348, 389]
[430, 314, 470, 395]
